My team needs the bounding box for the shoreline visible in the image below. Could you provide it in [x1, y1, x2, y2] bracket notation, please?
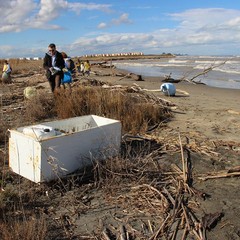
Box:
[108, 55, 240, 90]
[92, 64, 240, 143]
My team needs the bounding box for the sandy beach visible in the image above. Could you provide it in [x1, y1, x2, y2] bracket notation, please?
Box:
[91, 64, 240, 239]
[1, 61, 240, 239]
[92, 64, 240, 143]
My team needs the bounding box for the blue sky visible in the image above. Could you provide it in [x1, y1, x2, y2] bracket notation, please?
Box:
[1, 0, 240, 58]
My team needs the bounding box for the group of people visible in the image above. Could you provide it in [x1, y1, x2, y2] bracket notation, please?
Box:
[43, 43, 91, 94]
[75, 59, 91, 76]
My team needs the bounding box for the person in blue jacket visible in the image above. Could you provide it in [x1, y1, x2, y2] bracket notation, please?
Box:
[43, 43, 65, 93]
[61, 52, 76, 91]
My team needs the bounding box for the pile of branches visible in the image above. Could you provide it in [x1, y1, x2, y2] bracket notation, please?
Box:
[86, 134, 224, 240]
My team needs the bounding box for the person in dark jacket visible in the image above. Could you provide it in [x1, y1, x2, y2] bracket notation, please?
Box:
[43, 43, 65, 93]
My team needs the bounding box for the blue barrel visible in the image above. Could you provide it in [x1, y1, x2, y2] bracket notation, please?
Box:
[160, 83, 176, 96]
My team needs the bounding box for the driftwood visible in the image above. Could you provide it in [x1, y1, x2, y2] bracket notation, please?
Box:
[118, 72, 143, 81]
[170, 60, 228, 84]
[198, 170, 240, 181]
[198, 165, 240, 181]
[162, 73, 181, 83]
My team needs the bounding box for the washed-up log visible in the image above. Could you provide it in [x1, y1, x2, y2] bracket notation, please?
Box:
[129, 73, 143, 81]
[198, 166, 240, 181]
[118, 72, 143, 81]
[180, 61, 227, 84]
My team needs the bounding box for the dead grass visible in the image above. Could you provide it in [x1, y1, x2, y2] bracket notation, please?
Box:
[54, 86, 171, 134]
[0, 59, 43, 75]
[0, 119, 9, 146]
[0, 216, 47, 240]
[23, 90, 56, 122]
[22, 85, 171, 134]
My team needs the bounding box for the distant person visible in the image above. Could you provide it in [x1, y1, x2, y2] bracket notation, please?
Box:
[43, 43, 65, 93]
[80, 61, 85, 75]
[2, 60, 12, 83]
[61, 52, 76, 91]
[160, 83, 176, 96]
[75, 58, 81, 74]
[83, 60, 91, 76]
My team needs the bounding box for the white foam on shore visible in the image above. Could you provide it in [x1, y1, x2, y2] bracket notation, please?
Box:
[113, 55, 240, 89]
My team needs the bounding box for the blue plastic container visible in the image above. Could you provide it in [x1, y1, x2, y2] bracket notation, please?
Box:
[160, 83, 176, 96]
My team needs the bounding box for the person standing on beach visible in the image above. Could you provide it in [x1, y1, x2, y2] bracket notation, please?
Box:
[75, 58, 81, 74]
[2, 60, 12, 83]
[43, 43, 65, 93]
[83, 60, 91, 76]
[80, 61, 85, 75]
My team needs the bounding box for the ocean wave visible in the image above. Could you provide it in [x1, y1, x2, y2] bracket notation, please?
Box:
[213, 68, 240, 75]
[168, 59, 189, 63]
[195, 60, 224, 64]
[113, 57, 240, 89]
[114, 61, 190, 68]
[228, 79, 238, 83]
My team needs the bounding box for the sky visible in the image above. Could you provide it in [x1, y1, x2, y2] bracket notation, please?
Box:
[1, 0, 240, 58]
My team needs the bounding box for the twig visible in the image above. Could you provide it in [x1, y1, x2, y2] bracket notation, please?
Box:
[199, 171, 240, 181]
[148, 220, 154, 234]
[178, 133, 187, 185]
[170, 218, 181, 240]
[102, 227, 111, 240]
[181, 226, 188, 240]
[120, 225, 127, 240]
[149, 214, 170, 240]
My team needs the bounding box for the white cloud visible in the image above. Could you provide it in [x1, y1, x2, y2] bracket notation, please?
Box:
[97, 13, 132, 29]
[2, 7, 240, 57]
[0, 0, 37, 32]
[68, 2, 112, 14]
[0, 0, 112, 32]
[70, 8, 240, 56]
[98, 22, 107, 29]
[111, 13, 132, 25]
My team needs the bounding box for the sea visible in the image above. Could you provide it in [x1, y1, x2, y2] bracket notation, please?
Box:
[112, 55, 240, 90]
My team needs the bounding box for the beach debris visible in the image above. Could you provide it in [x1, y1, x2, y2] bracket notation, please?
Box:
[198, 165, 240, 181]
[160, 83, 176, 96]
[162, 73, 181, 83]
[176, 89, 190, 96]
[101, 82, 176, 108]
[118, 72, 143, 81]
[180, 60, 227, 84]
[23, 86, 37, 99]
[227, 109, 240, 115]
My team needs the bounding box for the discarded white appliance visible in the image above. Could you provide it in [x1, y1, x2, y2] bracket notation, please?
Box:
[160, 83, 176, 96]
[9, 115, 121, 183]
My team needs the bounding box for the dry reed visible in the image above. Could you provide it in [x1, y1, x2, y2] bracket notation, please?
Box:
[54, 86, 171, 134]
